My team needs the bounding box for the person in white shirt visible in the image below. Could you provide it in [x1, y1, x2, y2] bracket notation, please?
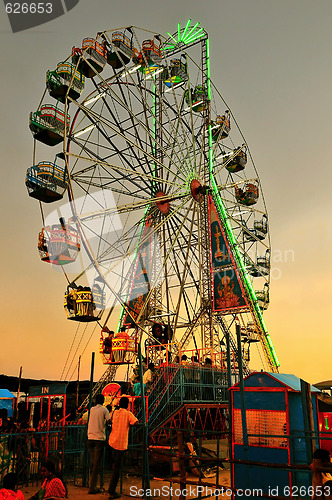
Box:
[86, 394, 110, 494]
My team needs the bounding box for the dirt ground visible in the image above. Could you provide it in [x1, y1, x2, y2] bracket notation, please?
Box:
[21, 469, 231, 499]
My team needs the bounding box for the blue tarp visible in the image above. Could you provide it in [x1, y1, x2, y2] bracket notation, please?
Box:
[0, 389, 15, 417]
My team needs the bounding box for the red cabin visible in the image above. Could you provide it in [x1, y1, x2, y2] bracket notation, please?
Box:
[100, 328, 138, 365]
[38, 220, 80, 265]
[108, 29, 134, 68]
[72, 37, 107, 78]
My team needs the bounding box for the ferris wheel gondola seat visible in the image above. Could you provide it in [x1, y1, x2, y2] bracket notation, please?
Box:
[235, 183, 259, 206]
[255, 288, 270, 310]
[185, 85, 208, 112]
[248, 250, 270, 277]
[38, 223, 80, 265]
[211, 113, 231, 142]
[26, 160, 68, 203]
[29, 105, 70, 147]
[162, 57, 188, 88]
[244, 215, 268, 241]
[99, 333, 138, 365]
[64, 286, 98, 322]
[141, 37, 162, 66]
[46, 62, 85, 103]
[72, 38, 107, 78]
[107, 30, 134, 68]
[225, 149, 247, 173]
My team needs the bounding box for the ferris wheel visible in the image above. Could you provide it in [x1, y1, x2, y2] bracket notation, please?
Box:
[27, 21, 279, 375]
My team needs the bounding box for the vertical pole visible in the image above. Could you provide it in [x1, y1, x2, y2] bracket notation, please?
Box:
[138, 343, 150, 496]
[300, 379, 316, 462]
[76, 356, 81, 409]
[83, 352, 95, 488]
[236, 324, 249, 451]
[88, 352, 95, 413]
[14, 366, 22, 422]
[236, 322, 250, 490]
[225, 327, 233, 491]
[177, 431, 186, 500]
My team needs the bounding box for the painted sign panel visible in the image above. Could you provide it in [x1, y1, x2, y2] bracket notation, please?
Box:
[209, 196, 248, 313]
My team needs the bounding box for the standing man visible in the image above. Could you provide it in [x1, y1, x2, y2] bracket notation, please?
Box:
[108, 396, 138, 499]
[86, 394, 110, 494]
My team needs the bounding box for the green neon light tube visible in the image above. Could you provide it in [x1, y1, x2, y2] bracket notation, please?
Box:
[182, 19, 191, 41]
[205, 37, 279, 368]
[184, 28, 204, 44]
[182, 22, 200, 42]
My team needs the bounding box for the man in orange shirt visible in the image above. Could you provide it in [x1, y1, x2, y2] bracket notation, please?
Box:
[108, 396, 138, 499]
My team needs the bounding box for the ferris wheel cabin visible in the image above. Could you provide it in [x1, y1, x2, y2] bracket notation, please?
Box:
[185, 85, 208, 112]
[162, 57, 188, 88]
[211, 112, 231, 141]
[247, 249, 271, 277]
[235, 182, 259, 206]
[244, 214, 268, 241]
[29, 104, 70, 147]
[225, 147, 247, 173]
[46, 62, 85, 103]
[72, 37, 107, 78]
[107, 30, 134, 68]
[25, 156, 68, 203]
[100, 328, 138, 365]
[142, 36, 162, 65]
[255, 283, 270, 310]
[38, 221, 81, 265]
[91, 282, 106, 310]
[64, 286, 99, 322]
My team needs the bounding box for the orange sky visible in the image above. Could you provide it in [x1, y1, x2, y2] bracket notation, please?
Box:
[1, 0, 332, 387]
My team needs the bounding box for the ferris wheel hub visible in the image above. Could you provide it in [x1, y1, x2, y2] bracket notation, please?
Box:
[190, 179, 206, 203]
[155, 191, 170, 214]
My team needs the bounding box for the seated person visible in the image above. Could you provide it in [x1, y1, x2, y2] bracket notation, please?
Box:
[113, 327, 129, 362]
[311, 448, 332, 499]
[103, 328, 114, 355]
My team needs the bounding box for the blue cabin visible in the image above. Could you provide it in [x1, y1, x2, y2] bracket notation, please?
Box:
[25, 154, 68, 203]
[230, 372, 321, 496]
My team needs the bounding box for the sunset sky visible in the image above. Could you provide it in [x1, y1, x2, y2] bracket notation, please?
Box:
[1, 0, 331, 387]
